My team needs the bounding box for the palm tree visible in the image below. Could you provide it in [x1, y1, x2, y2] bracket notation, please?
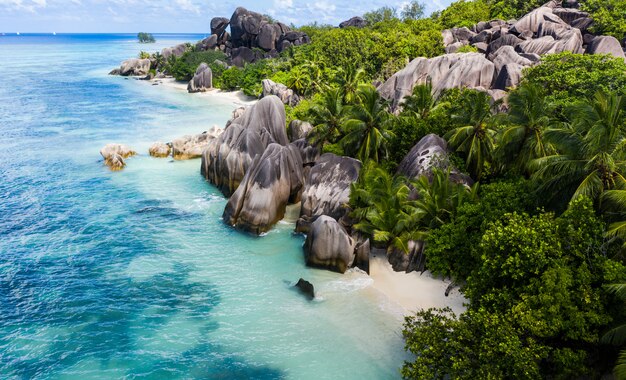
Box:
[445, 90, 498, 180]
[532, 91, 626, 207]
[401, 80, 440, 120]
[340, 85, 394, 163]
[287, 66, 312, 96]
[601, 283, 626, 380]
[335, 66, 367, 104]
[306, 88, 346, 149]
[496, 83, 555, 175]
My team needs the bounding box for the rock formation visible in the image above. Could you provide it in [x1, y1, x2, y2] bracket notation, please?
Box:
[294, 278, 315, 300]
[172, 128, 222, 160]
[187, 63, 213, 93]
[303, 216, 356, 273]
[149, 142, 171, 158]
[115, 59, 151, 76]
[211, 17, 230, 38]
[585, 35, 626, 61]
[223, 143, 304, 234]
[161, 43, 187, 59]
[296, 153, 362, 233]
[339, 17, 368, 28]
[201, 95, 288, 197]
[100, 143, 136, 171]
[261, 79, 300, 106]
[289, 120, 313, 142]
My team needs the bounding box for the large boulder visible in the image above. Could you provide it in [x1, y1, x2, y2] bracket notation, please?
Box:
[516, 30, 583, 55]
[211, 17, 230, 37]
[378, 53, 496, 111]
[257, 23, 282, 51]
[291, 139, 320, 167]
[296, 153, 361, 233]
[201, 95, 288, 197]
[230, 7, 266, 48]
[553, 8, 590, 26]
[118, 59, 150, 76]
[223, 143, 304, 234]
[100, 143, 136, 171]
[187, 63, 213, 93]
[149, 142, 171, 158]
[585, 36, 626, 61]
[196, 35, 218, 51]
[289, 120, 313, 141]
[161, 43, 187, 59]
[303, 216, 356, 273]
[494, 63, 525, 90]
[339, 16, 368, 28]
[397, 134, 472, 185]
[172, 128, 221, 160]
[486, 34, 523, 56]
[490, 45, 534, 72]
[510, 6, 559, 35]
[387, 240, 425, 273]
[230, 47, 261, 67]
[261, 79, 299, 106]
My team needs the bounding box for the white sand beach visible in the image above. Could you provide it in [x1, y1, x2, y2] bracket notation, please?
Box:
[153, 77, 258, 106]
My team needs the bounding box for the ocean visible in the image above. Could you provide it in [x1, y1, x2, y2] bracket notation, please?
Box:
[0, 34, 407, 379]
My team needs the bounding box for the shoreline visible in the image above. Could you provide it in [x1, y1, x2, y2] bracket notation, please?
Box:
[150, 77, 258, 107]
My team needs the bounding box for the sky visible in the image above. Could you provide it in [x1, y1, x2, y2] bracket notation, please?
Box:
[0, 0, 454, 33]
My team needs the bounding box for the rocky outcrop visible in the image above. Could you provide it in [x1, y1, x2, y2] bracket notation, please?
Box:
[303, 216, 356, 273]
[201, 95, 288, 197]
[378, 53, 496, 111]
[196, 35, 218, 51]
[172, 128, 222, 160]
[261, 79, 299, 106]
[100, 143, 136, 171]
[223, 143, 304, 234]
[187, 63, 213, 93]
[339, 17, 368, 28]
[117, 59, 151, 76]
[211, 17, 230, 38]
[585, 36, 626, 61]
[230, 46, 262, 67]
[149, 142, 171, 158]
[388, 240, 425, 273]
[294, 278, 315, 300]
[296, 153, 362, 233]
[161, 43, 187, 59]
[289, 120, 313, 142]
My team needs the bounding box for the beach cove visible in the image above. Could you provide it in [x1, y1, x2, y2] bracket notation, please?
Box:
[0, 34, 464, 379]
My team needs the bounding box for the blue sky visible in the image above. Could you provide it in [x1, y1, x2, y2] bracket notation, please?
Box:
[0, 0, 453, 33]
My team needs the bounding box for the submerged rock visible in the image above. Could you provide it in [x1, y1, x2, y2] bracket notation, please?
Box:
[172, 128, 222, 160]
[223, 143, 303, 234]
[100, 143, 136, 171]
[294, 278, 315, 300]
[296, 153, 362, 233]
[201, 95, 288, 197]
[149, 142, 171, 158]
[187, 63, 213, 93]
[304, 216, 356, 274]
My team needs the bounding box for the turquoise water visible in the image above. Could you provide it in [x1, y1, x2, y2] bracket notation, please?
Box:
[0, 34, 407, 379]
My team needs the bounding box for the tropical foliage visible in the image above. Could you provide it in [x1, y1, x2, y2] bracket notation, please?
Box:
[137, 32, 155, 43]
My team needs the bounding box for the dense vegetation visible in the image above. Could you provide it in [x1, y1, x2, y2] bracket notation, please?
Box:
[136, 0, 626, 377]
[137, 32, 155, 43]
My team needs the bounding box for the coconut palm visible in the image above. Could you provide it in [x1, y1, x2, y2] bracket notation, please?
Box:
[287, 65, 312, 96]
[445, 90, 498, 180]
[306, 88, 346, 149]
[496, 83, 555, 175]
[335, 66, 367, 104]
[532, 91, 626, 207]
[340, 85, 395, 163]
[601, 283, 626, 380]
[401, 80, 440, 120]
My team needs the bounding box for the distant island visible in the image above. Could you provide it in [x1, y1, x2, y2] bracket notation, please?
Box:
[137, 32, 155, 43]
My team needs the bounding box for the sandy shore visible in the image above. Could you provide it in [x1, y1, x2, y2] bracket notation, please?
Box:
[368, 254, 467, 316]
[151, 77, 257, 106]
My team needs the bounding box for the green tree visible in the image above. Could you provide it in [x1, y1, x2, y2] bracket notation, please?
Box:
[445, 90, 498, 179]
[581, 0, 626, 40]
[401, 81, 441, 120]
[306, 88, 346, 149]
[496, 83, 555, 174]
[137, 32, 155, 43]
[532, 91, 626, 207]
[363, 6, 398, 24]
[401, 1, 426, 20]
[435, 0, 491, 29]
[340, 85, 394, 163]
[334, 66, 366, 103]
[602, 283, 626, 380]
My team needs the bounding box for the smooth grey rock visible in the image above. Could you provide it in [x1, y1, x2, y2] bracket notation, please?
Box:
[442, 29, 454, 46]
[516, 30, 583, 54]
[490, 45, 533, 72]
[296, 153, 361, 233]
[585, 36, 626, 61]
[451, 27, 476, 43]
[201, 96, 288, 197]
[353, 235, 370, 273]
[553, 7, 589, 25]
[304, 216, 356, 274]
[289, 120, 313, 141]
[187, 63, 213, 93]
[257, 23, 280, 51]
[494, 63, 524, 90]
[261, 79, 299, 106]
[378, 53, 496, 111]
[474, 42, 489, 53]
[172, 128, 221, 159]
[223, 143, 303, 234]
[388, 240, 424, 273]
[230, 7, 265, 47]
[100, 143, 136, 170]
[161, 43, 187, 59]
[148, 142, 171, 158]
[340, 16, 368, 28]
[231, 46, 261, 67]
[291, 138, 320, 166]
[571, 17, 594, 31]
[211, 17, 230, 37]
[197, 35, 218, 51]
[470, 29, 494, 45]
[119, 59, 151, 76]
[445, 41, 467, 54]
[486, 34, 523, 56]
[511, 6, 558, 35]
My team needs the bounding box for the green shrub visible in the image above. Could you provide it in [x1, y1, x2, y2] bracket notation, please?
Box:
[435, 0, 491, 29]
[165, 50, 226, 81]
[581, 0, 626, 40]
[137, 32, 155, 43]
